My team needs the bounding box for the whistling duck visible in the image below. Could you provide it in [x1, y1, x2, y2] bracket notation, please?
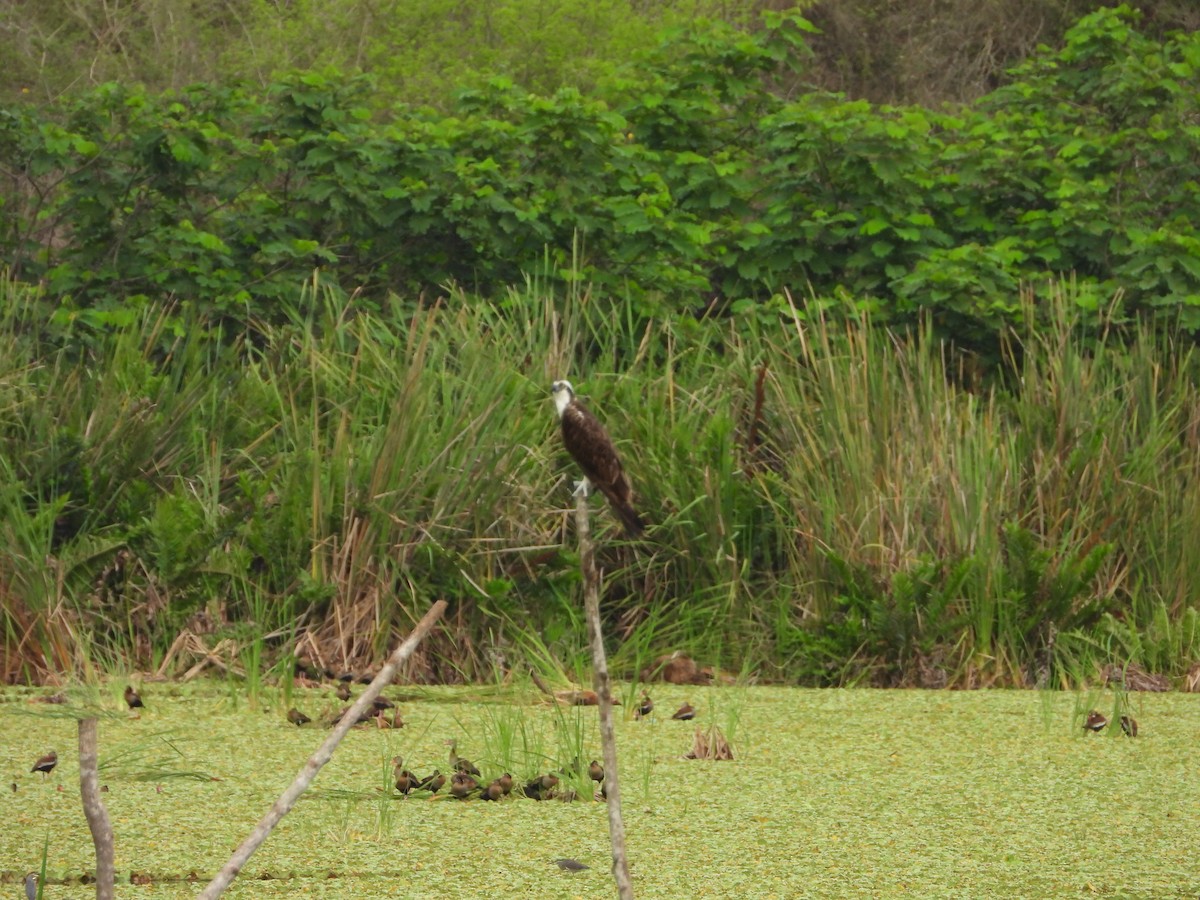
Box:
[672, 702, 695, 721]
[1083, 710, 1107, 732]
[419, 770, 446, 794]
[445, 739, 481, 776]
[588, 760, 604, 783]
[523, 773, 559, 800]
[335, 683, 351, 702]
[31, 751, 57, 779]
[635, 692, 653, 719]
[554, 858, 590, 871]
[450, 772, 478, 799]
[286, 708, 311, 726]
[1120, 715, 1138, 737]
[124, 685, 144, 709]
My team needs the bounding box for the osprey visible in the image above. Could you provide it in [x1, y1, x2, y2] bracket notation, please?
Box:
[551, 380, 645, 536]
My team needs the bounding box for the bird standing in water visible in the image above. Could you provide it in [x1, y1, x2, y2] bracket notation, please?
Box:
[31, 751, 57, 779]
[124, 685, 144, 709]
[635, 691, 654, 719]
[419, 770, 446, 795]
[1083, 711, 1108, 732]
[335, 682, 351, 703]
[445, 739, 481, 776]
[286, 708, 311, 726]
[672, 702, 696, 721]
[450, 772, 478, 800]
[553, 858, 590, 872]
[1119, 715, 1138, 737]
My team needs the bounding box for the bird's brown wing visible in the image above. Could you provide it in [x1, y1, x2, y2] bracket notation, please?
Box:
[561, 401, 645, 535]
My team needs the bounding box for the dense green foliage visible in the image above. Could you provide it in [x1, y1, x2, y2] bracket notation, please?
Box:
[3, 6, 1200, 688]
[3, 277, 1200, 688]
[3, 7, 1198, 342]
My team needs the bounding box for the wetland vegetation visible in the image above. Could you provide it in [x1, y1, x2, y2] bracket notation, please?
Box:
[4, 682, 1198, 898]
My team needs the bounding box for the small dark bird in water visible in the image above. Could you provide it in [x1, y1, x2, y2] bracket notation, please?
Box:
[498, 772, 514, 795]
[450, 772, 478, 800]
[335, 683, 351, 703]
[419, 770, 446, 794]
[286, 708, 311, 726]
[445, 739, 481, 776]
[553, 858, 590, 872]
[1120, 715, 1138, 737]
[672, 701, 696, 720]
[394, 769, 419, 795]
[480, 779, 504, 801]
[1083, 710, 1108, 732]
[635, 691, 654, 719]
[124, 685, 144, 709]
[372, 696, 395, 711]
[588, 760, 604, 784]
[24, 872, 37, 900]
[524, 773, 560, 800]
[32, 751, 57, 779]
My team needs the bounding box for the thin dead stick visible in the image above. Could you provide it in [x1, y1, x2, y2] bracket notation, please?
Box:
[198, 599, 448, 900]
[78, 716, 115, 900]
[575, 490, 635, 899]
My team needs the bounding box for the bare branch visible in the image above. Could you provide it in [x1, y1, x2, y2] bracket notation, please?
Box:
[575, 492, 635, 899]
[197, 599, 448, 900]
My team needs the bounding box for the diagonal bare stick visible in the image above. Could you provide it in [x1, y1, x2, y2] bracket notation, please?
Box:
[198, 599, 448, 900]
[575, 491, 635, 899]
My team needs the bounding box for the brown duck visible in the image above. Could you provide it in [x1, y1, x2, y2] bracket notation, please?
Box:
[635, 692, 654, 719]
[498, 772, 514, 796]
[588, 760, 604, 784]
[335, 682, 351, 703]
[418, 770, 446, 794]
[672, 702, 696, 721]
[124, 685, 144, 709]
[1120, 715, 1138, 737]
[32, 751, 57, 779]
[1083, 710, 1107, 732]
[286, 708, 312, 726]
[450, 772, 478, 800]
[480, 779, 504, 801]
[523, 773, 559, 800]
[446, 739, 481, 776]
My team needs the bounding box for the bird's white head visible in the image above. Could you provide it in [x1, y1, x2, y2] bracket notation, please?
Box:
[550, 380, 575, 418]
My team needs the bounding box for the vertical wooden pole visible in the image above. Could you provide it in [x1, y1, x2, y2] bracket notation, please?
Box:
[575, 491, 635, 899]
[78, 716, 114, 900]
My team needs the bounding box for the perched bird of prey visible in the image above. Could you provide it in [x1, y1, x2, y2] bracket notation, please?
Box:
[286, 708, 311, 726]
[553, 858, 590, 871]
[551, 380, 645, 536]
[1120, 715, 1138, 737]
[1083, 710, 1108, 732]
[31, 751, 57, 779]
[672, 702, 696, 721]
[124, 685, 144, 709]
